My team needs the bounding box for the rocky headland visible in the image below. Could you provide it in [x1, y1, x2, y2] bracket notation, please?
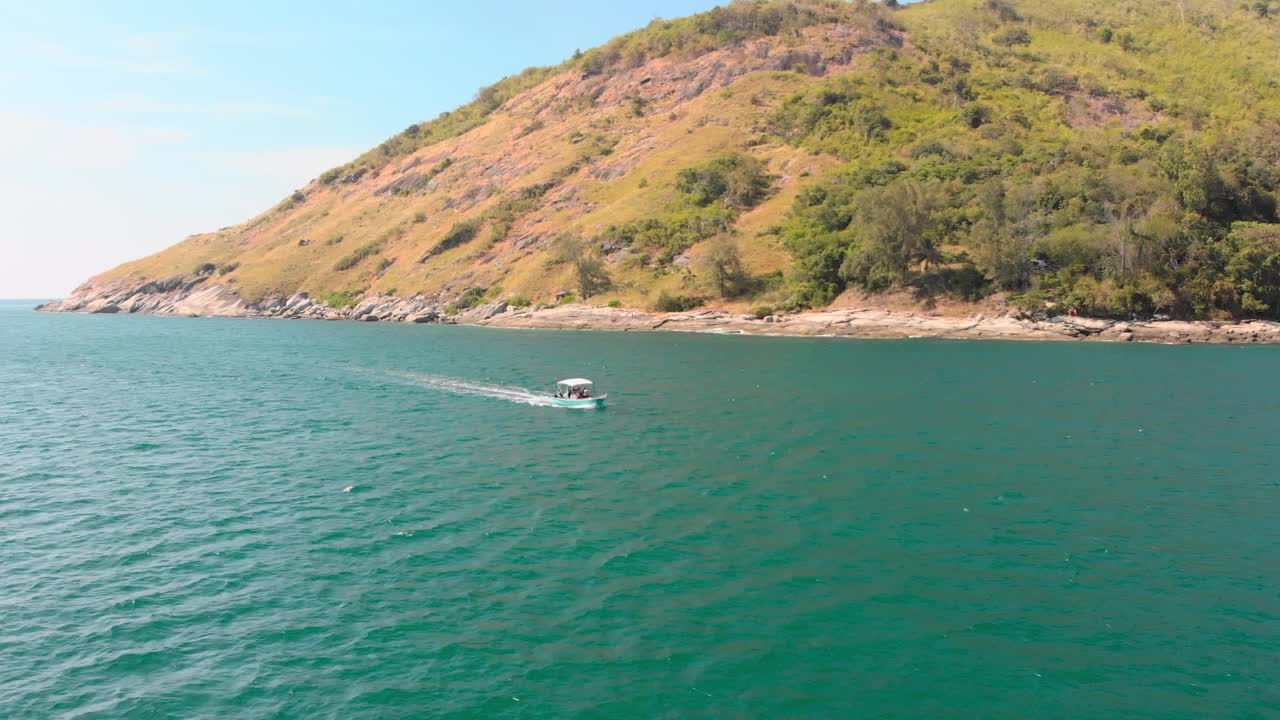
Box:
[36, 273, 1280, 345]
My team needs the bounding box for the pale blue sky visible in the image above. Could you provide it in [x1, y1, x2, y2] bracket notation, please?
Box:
[0, 0, 725, 297]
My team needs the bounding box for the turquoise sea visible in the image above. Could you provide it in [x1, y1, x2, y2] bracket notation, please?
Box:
[2, 299, 1279, 718]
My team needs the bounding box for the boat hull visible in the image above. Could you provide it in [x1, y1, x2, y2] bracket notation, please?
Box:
[551, 395, 606, 410]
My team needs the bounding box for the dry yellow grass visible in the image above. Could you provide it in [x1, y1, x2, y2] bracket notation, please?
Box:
[89, 20, 887, 308]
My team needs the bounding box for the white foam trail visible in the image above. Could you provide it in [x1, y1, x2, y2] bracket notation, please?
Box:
[381, 370, 559, 407]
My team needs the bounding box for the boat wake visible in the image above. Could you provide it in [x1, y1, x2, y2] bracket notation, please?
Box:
[380, 370, 559, 407]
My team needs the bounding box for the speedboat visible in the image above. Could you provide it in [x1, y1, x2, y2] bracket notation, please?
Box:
[552, 378, 606, 409]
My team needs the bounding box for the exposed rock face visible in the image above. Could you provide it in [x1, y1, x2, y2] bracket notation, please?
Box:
[35, 278, 1280, 344]
[544, 25, 900, 118]
[374, 171, 432, 196]
[482, 306, 1280, 344]
[37, 275, 440, 323]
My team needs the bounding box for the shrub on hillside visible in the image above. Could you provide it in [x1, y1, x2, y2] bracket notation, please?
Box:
[772, 83, 893, 150]
[1037, 68, 1079, 94]
[984, 0, 1020, 21]
[603, 205, 736, 265]
[426, 157, 455, 180]
[910, 142, 951, 159]
[446, 287, 488, 313]
[320, 291, 361, 309]
[421, 221, 479, 261]
[483, 181, 557, 245]
[335, 241, 383, 271]
[676, 153, 774, 209]
[992, 28, 1031, 46]
[654, 291, 703, 312]
[960, 104, 992, 129]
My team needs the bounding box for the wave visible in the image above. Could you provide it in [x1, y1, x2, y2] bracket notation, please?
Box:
[380, 370, 559, 407]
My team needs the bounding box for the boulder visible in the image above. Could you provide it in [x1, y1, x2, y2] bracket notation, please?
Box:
[1052, 316, 1114, 336]
[155, 276, 184, 292]
[255, 294, 287, 313]
[472, 301, 508, 320]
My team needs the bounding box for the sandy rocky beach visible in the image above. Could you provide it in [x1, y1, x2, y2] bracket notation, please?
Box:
[36, 273, 1280, 344]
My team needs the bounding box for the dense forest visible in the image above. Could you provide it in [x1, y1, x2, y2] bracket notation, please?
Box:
[764, 0, 1280, 319]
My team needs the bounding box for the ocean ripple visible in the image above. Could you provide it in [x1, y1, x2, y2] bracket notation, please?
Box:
[3, 304, 1280, 718]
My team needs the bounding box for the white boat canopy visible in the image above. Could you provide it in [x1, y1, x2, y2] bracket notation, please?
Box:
[557, 378, 594, 387]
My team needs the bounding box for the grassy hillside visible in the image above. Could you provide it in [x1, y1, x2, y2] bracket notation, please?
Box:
[90, 0, 1280, 320]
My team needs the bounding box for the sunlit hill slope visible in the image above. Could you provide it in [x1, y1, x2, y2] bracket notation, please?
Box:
[63, 0, 1280, 320]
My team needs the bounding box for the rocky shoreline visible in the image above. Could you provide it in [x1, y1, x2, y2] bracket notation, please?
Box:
[35, 273, 1280, 344]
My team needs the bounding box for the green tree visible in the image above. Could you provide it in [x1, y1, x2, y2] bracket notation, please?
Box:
[698, 236, 752, 297]
[1099, 169, 1183, 279]
[1225, 223, 1280, 316]
[941, 76, 975, 108]
[576, 257, 613, 299]
[842, 180, 943, 288]
[1158, 140, 1230, 220]
[970, 179, 1031, 289]
[556, 235, 613, 299]
[850, 103, 892, 142]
